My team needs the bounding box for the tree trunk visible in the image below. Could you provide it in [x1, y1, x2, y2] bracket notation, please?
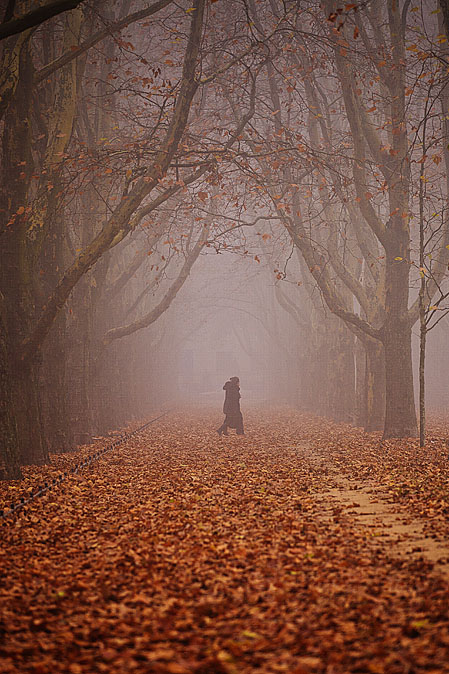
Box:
[0, 43, 49, 467]
[0, 323, 21, 479]
[326, 318, 356, 423]
[12, 357, 49, 465]
[41, 311, 73, 453]
[382, 317, 417, 438]
[66, 278, 94, 445]
[364, 338, 385, 432]
[355, 338, 366, 427]
[419, 322, 426, 448]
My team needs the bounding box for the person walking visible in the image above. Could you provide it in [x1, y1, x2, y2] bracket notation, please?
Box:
[217, 376, 244, 436]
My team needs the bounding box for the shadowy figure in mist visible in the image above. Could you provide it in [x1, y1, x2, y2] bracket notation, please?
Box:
[217, 376, 244, 436]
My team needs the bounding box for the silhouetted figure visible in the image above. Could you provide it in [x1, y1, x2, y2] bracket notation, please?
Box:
[217, 376, 244, 436]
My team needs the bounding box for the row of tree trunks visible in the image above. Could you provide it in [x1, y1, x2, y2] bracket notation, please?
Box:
[273, 275, 386, 430]
[0, 1, 208, 476]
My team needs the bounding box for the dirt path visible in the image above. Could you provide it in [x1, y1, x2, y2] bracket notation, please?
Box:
[1, 407, 449, 674]
[314, 477, 449, 574]
[291, 439, 449, 576]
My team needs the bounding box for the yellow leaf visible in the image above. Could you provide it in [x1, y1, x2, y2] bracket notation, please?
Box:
[394, 256, 403, 261]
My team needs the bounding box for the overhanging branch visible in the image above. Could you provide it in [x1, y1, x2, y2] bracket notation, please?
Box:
[0, 0, 84, 40]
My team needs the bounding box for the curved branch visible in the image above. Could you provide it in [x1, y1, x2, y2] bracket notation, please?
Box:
[103, 226, 208, 343]
[103, 227, 163, 304]
[326, 223, 370, 316]
[274, 284, 308, 331]
[287, 196, 381, 342]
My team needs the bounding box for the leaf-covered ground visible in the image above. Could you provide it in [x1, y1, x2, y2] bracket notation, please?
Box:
[1, 407, 449, 673]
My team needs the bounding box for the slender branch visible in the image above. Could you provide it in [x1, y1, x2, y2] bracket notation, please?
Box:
[103, 236, 159, 303]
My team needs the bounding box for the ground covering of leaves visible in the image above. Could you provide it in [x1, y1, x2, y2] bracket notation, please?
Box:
[1, 407, 449, 673]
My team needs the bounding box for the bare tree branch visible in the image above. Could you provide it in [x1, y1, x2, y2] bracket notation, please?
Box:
[0, 0, 85, 40]
[34, 0, 173, 84]
[103, 225, 208, 343]
[20, 0, 206, 362]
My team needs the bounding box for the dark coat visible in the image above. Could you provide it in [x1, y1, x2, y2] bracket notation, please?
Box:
[223, 380, 241, 415]
[222, 380, 243, 431]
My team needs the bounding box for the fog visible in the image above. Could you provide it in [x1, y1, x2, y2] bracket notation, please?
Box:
[104, 239, 449, 417]
[163, 251, 296, 404]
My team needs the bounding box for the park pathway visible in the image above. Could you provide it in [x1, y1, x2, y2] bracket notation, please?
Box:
[1, 407, 449, 673]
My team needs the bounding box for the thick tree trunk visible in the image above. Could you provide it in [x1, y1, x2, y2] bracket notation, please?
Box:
[0, 324, 21, 479]
[12, 358, 49, 465]
[382, 318, 417, 438]
[364, 338, 385, 432]
[66, 278, 94, 445]
[0, 43, 49, 467]
[41, 312, 72, 453]
[326, 319, 356, 423]
[89, 342, 121, 435]
[38, 182, 73, 454]
[298, 346, 316, 413]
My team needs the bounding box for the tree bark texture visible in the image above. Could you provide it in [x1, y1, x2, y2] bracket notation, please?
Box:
[0, 320, 22, 479]
[364, 338, 385, 432]
[0, 41, 49, 467]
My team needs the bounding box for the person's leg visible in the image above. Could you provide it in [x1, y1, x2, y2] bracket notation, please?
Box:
[236, 413, 244, 435]
[217, 419, 229, 435]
